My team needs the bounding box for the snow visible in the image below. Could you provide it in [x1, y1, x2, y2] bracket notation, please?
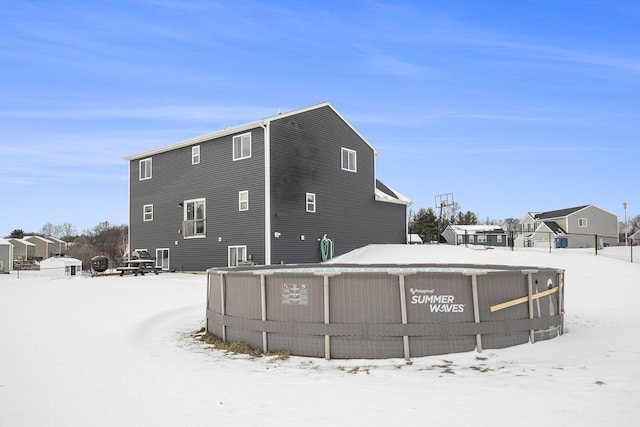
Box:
[1, 244, 638, 426]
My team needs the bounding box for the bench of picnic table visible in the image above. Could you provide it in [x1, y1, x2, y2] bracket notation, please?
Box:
[116, 260, 159, 276]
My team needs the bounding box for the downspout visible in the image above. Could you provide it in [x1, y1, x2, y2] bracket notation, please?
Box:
[260, 120, 271, 265]
[127, 160, 131, 259]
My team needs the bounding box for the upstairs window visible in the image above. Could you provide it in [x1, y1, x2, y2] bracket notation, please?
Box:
[239, 190, 249, 211]
[233, 133, 251, 160]
[306, 192, 316, 213]
[578, 218, 588, 227]
[183, 198, 206, 238]
[341, 148, 356, 172]
[143, 204, 153, 222]
[192, 146, 200, 165]
[139, 158, 152, 180]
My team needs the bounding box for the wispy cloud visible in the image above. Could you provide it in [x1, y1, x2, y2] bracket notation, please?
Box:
[356, 46, 430, 78]
[0, 105, 278, 122]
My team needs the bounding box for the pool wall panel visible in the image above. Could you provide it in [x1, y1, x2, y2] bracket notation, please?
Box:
[206, 264, 565, 359]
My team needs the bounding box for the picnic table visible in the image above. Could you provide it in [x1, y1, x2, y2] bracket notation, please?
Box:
[116, 259, 159, 276]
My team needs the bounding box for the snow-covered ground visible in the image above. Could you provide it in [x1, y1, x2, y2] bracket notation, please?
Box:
[1, 244, 638, 427]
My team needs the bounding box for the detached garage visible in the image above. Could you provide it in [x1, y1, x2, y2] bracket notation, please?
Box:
[40, 257, 83, 278]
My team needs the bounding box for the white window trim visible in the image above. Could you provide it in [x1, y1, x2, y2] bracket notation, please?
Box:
[183, 198, 206, 239]
[143, 204, 153, 222]
[228, 245, 247, 267]
[306, 192, 316, 213]
[192, 145, 200, 165]
[239, 190, 249, 211]
[233, 133, 252, 161]
[578, 218, 588, 227]
[155, 248, 170, 270]
[341, 147, 357, 172]
[139, 158, 152, 180]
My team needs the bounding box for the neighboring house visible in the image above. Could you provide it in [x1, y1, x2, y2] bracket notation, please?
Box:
[8, 239, 36, 262]
[24, 235, 55, 260]
[40, 257, 83, 277]
[516, 205, 618, 249]
[629, 230, 640, 245]
[124, 102, 411, 271]
[442, 225, 507, 247]
[47, 236, 68, 256]
[0, 238, 14, 272]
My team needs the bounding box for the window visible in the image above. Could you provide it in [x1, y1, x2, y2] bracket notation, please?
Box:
[341, 148, 357, 172]
[457, 235, 463, 244]
[183, 198, 206, 238]
[478, 234, 486, 243]
[497, 235, 503, 243]
[139, 158, 152, 180]
[192, 146, 200, 165]
[239, 191, 249, 211]
[228, 245, 247, 267]
[155, 248, 170, 270]
[578, 218, 588, 227]
[306, 192, 316, 213]
[143, 204, 153, 222]
[469, 235, 475, 243]
[233, 133, 251, 160]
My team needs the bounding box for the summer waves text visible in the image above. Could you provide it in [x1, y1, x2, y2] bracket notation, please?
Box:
[409, 288, 466, 313]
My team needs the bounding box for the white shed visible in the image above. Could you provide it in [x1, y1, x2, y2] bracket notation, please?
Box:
[0, 238, 14, 272]
[40, 257, 83, 277]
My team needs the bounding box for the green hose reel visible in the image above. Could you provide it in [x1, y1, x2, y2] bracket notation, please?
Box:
[320, 234, 334, 262]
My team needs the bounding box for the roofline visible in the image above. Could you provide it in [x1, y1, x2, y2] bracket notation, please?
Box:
[123, 102, 378, 161]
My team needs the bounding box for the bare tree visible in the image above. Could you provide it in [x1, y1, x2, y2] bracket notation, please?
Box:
[56, 222, 78, 239]
[40, 223, 55, 236]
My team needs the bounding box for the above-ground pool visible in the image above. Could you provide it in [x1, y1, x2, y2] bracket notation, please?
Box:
[206, 263, 565, 359]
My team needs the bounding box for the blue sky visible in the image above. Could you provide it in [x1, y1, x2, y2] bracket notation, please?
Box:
[2, 0, 639, 236]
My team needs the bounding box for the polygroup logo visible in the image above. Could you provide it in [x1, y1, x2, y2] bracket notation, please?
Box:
[409, 288, 465, 313]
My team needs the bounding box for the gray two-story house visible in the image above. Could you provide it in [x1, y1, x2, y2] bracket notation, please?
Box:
[124, 103, 411, 271]
[517, 204, 618, 249]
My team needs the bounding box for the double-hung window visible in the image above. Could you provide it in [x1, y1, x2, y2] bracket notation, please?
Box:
[233, 133, 251, 160]
[143, 204, 153, 222]
[239, 191, 249, 211]
[341, 148, 356, 172]
[192, 146, 200, 165]
[139, 158, 152, 180]
[578, 218, 588, 227]
[306, 192, 316, 213]
[183, 198, 206, 238]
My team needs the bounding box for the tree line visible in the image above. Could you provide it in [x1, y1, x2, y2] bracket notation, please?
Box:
[7, 221, 128, 270]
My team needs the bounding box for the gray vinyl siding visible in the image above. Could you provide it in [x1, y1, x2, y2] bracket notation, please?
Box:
[129, 128, 266, 270]
[269, 106, 406, 264]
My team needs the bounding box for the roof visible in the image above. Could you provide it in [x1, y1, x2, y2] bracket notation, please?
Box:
[408, 233, 423, 243]
[0, 238, 14, 246]
[541, 221, 566, 234]
[25, 235, 55, 244]
[375, 179, 412, 205]
[8, 238, 36, 247]
[124, 102, 378, 161]
[446, 225, 505, 234]
[40, 257, 82, 266]
[533, 205, 589, 220]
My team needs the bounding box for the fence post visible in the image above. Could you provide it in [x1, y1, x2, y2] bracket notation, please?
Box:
[595, 234, 598, 255]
